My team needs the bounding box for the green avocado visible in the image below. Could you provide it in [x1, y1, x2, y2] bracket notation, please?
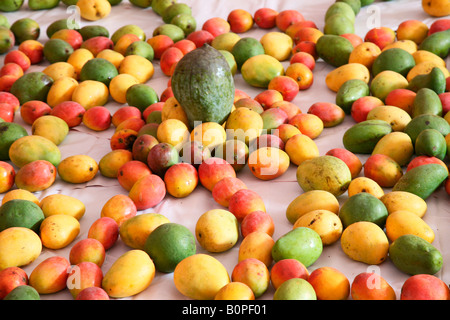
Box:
[389, 234, 443, 275]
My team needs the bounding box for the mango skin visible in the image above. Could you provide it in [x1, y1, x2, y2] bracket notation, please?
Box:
[389, 234, 443, 275]
[392, 163, 448, 199]
[343, 119, 392, 154]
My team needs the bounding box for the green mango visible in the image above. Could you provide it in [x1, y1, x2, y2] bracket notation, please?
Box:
[152, 23, 185, 42]
[389, 234, 443, 275]
[61, 0, 78, 5]
[0, 26, 14, 54]
[342, 119, 392, 154]
[125, 40, 154, 61]
[79, 25, 110, 41]
[272, 227, 323, 267]
[171, 13, 196, 36]
[0, 14, 10, 28]
[28, 0, 60, 10]
[162, 3, 191, 24]
[335, 79, 370, 114]
[0, 122, 28, 160]
[4, 285, 40, 300]
[414, 129, 447, 160]
[130, 0, 153, 8]
[10, 72, 54, 105]
[371, 48, 415, 77]
[419, 30, 450, 59]
[10, 18, 40, 44]
[152, 0, 176, 16]
[336, 0, 361, 14]
[324, 14, 355, 36]
[111, 25, 146, 44]
[43, 39, 74, 64]
[316, 34, 354, 67]
[360, 0, 374, 6]
[46, 19, 70, 38]
[339, 192, 388, 229]
[404, 114, 450, 144]
[407, 67, 446, 94]
[412, 87, 443, 118]
[325, 2, 356, 22]
[392, 163, 448, 199]
[0, 0, 24, 12]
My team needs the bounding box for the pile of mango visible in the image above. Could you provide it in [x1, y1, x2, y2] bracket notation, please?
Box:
[0, 0, 449, 301]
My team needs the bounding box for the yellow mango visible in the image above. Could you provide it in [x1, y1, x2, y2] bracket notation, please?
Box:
[195, 209, 239, 253]
[286, 190, 340, 224]
[67, 48, 95, 79]
[47, 76, 79, 107]
[380, 191, 427, 218]
[119, 213, 170, 250]
[422, 0, 450, 17]
[0, 227, 42, 271]
[348, 42, 381, 69]
[325, 63, 370, 92]
[340, 221, 389, 265]
[366, 105, 412, 132]
[57, 154, 99, 184]
[260, 31, 294, 61]
[372, 132, 414, 166]
[347, 177, 384, 198]
[40, 214, 80, 249]
[382, 40, 417, 55]
[109, 73, 139, 104]
[72, 80, 109, 109]
[77, 0, 111, 21]
[385, 210, 435, 243]
[118, 55, 154, 83]
[161, 96, 189, 127]
[102, 249, 155, 298]
[39, 194, 86, 220]
[43, 62, 76, 81]
[173, 253, 230, 300]
[238, 231, 274, 267]
[412, 50, 446, 67]
[31, 115, 69, 145]
[293, 209, 343, 245]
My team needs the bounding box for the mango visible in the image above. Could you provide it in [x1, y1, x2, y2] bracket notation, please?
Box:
[10, 72, 53, 105]
[409, 67, 447, 95]
[339, 192, 388, 229]
[241, 54, 284, 88]
[238, 231, 274, 267]
[351, 272, 396, 300]
[380, 191, 428, 217]
[372, 48, 416, 77]
[325, 63, 370, 93]
[271, 227, 323, 267]
[389, 234, 442, 275]
[293, 209, 343, 246]
[347, 176, 384, 198]
[316, 34, 354, 67]
[102, 249, 155, 298]
[40, 194, 86, 220]
[412, 87, 443, 119]
[0, 122, 28, 161]
[0, 227, 42, 271]
[8, 135, 61, 168]
[15, 160, 57, 192]
[366, 105, 411, 132]
[3, 285, 40, 300]
[342, 119, 392, 154]
[414, 128, 447, 160]
[404, 113, 450, 143]
[370, 70, 409, 101]
[419, 30, 450, 59]
[335, 78, 370, 114]
[174, 253, 230, 300]
[340, 221, 389, 265]
[273, 278, 317, 300]
[57, 155, 98, 184]
[385, 210, 435, 243]
[372, 132, 414, 166]
[393, 163, 448, 199]
[286, 190, 340, 224]
[0, 0, 24, 12]
[401, 274, 450, 300]
[28, 0, 60, 10]
[296, 155, 352, 196]
[0, 27, 14, 54]
[31, 115, 69, 146]
[29, 256, 70, 294]
[324, 14, 354, 36]
[40, 214, 80, 249]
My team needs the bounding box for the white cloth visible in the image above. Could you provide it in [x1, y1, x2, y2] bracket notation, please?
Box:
[1, 0, 449, 300]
